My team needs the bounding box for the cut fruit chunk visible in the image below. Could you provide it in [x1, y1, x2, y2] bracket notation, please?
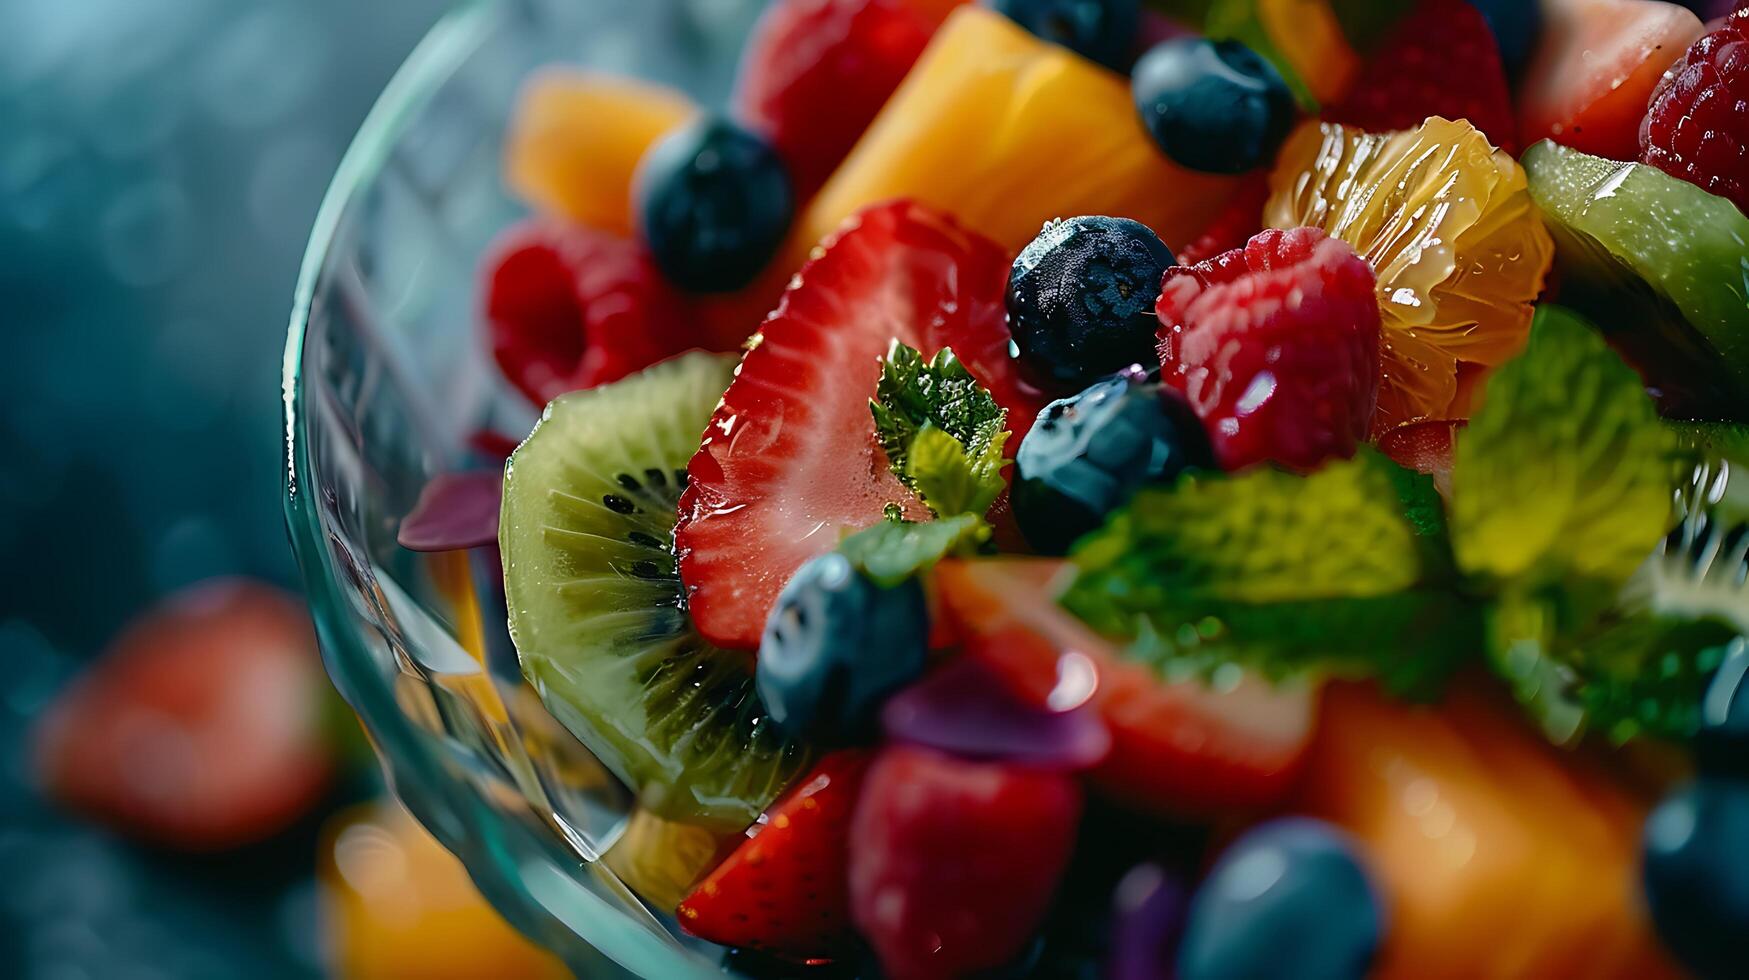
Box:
[1522, 140, 1749, 420]
[504, 69, 696, 237]
[1266, 117, 1554, 434]
[502, 353, 808, 828]
[1518, 0, 1703, 161]
[934, 558, 1316, 814]
[1289, 682, 1681, 980]
[791, 6, 1240, 266]
[675, 201, 1045, 651]
[1204, 0, 1363, 106]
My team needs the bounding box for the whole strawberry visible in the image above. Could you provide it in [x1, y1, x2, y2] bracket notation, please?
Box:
[848, 745, 1082, 979]
[1640, 10, 1749, 216]
[1156, 227, 1381, 472]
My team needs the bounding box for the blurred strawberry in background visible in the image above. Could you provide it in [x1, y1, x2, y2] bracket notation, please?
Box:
[31, 579, 341, 851]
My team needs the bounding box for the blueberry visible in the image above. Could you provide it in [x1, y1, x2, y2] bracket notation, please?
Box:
[1177, 818, 1383, 980]
[1698, 637, 1749, 778]
[1008, 216, 1175, 389]
[988, 0, 1139, 71]
[1643, 779, 1749, 980]
[756, 552, 929, 743]
[1132, 37, 1297, 175]
[635, 116, 794, 293]
[1466, 0, 1542, 77]
[1013, 368, 1214, 554]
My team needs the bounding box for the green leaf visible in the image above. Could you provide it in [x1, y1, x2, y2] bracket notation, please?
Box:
[1450, 305, 1676, 591]
[837, 513, 990, 588]
[905, 425, 1009, 519]
[870, 343, 1006, 500]
[1063, 449, 1477, 697]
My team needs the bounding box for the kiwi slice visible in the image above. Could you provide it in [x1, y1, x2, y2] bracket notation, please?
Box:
[1623, 429, 1749, 632]
[502, 353, 809, 829]
[1521, 141, 1749, 420]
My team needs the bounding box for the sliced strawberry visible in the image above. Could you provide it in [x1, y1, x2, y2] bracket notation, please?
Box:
[484, 220, 717, 408]
[849, 744, 1082, 979]
[1519, 0, 1704, 161]
[32, 580, 337, 851]
[675, 200, 1046, 650]
[1378, 419, 1461, 497]
[734, 0, 961, 196]
[1325, 0, 1518, 154]
[678, 751, 870, 959]
[934, 558, 1316, 815]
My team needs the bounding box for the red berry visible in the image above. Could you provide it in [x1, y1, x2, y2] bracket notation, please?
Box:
[675, 200, 1045, 651]
[1378, 419, 1462, 498]
[1156, 227, 1381, 472]
[32, 580, 337, 850]
[1640, 10, 1749, 216]
[678, 751, 871, 960]
[1173, 172, 1270, 268]
[734, 0, 958, 196]
[848, 744, 1081, 979]
[483, 220, 708, 408]
[1326, 0, 1517, 153]
[934, 559, 1316, 815]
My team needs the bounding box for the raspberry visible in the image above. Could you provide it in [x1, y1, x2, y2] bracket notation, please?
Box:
[1156, 227, 1381, 472]
[1326, 0, 1517, 154]
[1639, 10, 1749, 217]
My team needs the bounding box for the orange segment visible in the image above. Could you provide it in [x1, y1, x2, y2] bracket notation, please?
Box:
[505, 69, 696, 237]
[792, 6, 1240, 264]
[319, 802, 571, 980]
[1266, 118, 1553, 435]
[1289, 683, 1680, 980]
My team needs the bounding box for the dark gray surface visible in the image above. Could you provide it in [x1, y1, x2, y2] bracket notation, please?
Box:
[0, 2, 449, 976]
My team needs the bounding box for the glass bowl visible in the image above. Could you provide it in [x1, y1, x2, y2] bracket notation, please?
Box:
[281, 0, 768, 974]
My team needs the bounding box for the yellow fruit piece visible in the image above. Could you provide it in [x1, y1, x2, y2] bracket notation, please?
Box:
[319, 802, 571, 980]
[1290, 683, 1680, 980]
[1266, 118, 1554, 435]
[793, 6, 1240, 264]
[505, 69, 695, 237]
[1210, 0, 1361, 105]
[602, 808, 737, 911]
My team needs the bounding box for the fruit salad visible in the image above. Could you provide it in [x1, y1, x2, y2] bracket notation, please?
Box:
[399, 0, 1749, 976]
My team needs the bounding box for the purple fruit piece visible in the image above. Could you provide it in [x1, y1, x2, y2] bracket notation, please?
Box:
[881, 656, 1111, 770]
[397, 470, 502, 552]
[1108, 863, 1189, 980]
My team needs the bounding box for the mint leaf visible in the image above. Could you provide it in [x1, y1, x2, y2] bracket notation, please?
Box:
[1064, 449, 1477, 697]
[1450, 305, 1676, 590]
[838, 513, 990, 588]
[870, 343, 1006, 502]
[905, 424, 1009, 519]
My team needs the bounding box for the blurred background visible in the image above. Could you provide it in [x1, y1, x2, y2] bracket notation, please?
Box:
[0, 1, 569, 977]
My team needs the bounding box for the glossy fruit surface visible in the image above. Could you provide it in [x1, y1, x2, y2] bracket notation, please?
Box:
[503, 353, 808, 828]
[482, 220, 710, 407]
[32, 579, 335, 851]
[1642, 778, 1749, 980]
[1203, 0, 1363, 106]
[1177, 818, 1383, 980]
[1519, 0, 1703, 160]
[1326, 0, 1516, 153]
[636, 116, 795, 293]
[1007, 216, 1177, 389]
[1131, 37, 1298, 174]
[1288, 682, 1681, 979]
[792, 7, 1241, 265]
[679, 751, 872, 959]
[1266, 117, 1553, 434]
[504, 69, 695, 237]
[934, 558, 1317, 813]
[676, 200, 1043, 651]
[1522, 139, 1749, 418]
[1640, 10, 1749, 216]
[991, 0, 1140, 69]
[849, 744, 1082, 979]
[1013, 369, 1215, 554]
[881, 656, 1112, 769]
[1156, 226, 1380, 471]
[734, 0, 956, 195]
[757, 553, 930, 742]
[320, 803, 571, 980]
